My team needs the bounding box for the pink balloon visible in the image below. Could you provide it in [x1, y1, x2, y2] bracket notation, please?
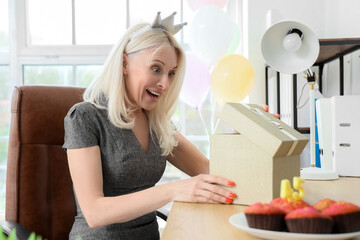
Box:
[180, 53, 210, 109]
[187, 0, 227, 11]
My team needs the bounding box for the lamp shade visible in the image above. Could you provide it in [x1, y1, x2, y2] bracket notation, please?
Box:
[261, 20, 319, 74]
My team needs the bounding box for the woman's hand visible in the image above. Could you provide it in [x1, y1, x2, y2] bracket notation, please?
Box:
[261, 104, 280, 118]
[170, 174, 236, 204]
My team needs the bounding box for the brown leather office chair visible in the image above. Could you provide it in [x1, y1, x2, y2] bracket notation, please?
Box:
[2, 85, 85, 240]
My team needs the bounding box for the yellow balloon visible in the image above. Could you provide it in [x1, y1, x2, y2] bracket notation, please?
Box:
[211, 54, 254, 106]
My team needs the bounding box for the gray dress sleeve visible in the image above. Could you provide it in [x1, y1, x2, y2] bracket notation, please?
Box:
[63, 104, 99, 150]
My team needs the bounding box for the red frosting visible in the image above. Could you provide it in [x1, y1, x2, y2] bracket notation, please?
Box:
[313, 198, 336, 211]
[322, 201, 360, 216]
[270, 197, 311, 214]
[285, 207, 332, 220]
[244, 202, 286, 215]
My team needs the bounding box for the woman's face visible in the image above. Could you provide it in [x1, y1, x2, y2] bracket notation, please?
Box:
[123, 45, 178, 111]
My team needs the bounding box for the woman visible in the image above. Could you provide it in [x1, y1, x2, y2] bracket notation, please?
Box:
[63, 12, 236, 239]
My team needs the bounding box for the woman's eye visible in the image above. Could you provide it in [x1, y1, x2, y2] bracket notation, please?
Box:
[169, 71, 176, 77]
[152, 66, 160, 72]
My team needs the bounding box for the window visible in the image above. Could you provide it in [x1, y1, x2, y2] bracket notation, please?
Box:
[0, 0, 9, 53]
[23, 64, 103, 86]
[24, 65, 73, 85]
[0, 0, 9, 218]
[0, 65, 10, 216]
[2, 0, 241, 220]
[28, 0, 72, 45]
[76, 65, 103, 87]
[75, 1, 126, 45]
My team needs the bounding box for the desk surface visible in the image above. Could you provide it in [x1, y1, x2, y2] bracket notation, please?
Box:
[161, 177, 360, 240]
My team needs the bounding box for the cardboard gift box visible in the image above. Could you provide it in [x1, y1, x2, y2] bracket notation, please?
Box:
[210, 103, 308, 205]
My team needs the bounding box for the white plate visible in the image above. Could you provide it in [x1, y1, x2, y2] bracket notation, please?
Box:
[229, 213, 360, 240]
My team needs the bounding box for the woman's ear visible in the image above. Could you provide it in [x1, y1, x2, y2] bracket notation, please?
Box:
[123, 53, 128, 75]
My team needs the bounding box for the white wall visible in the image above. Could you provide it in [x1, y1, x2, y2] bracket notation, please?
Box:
[323, 2, 360, 38]
[244, 0, 360, 104]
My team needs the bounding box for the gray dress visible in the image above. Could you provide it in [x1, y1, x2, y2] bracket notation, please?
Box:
[63, 98, 166, 240]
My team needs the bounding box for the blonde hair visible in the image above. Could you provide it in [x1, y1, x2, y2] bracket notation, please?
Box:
[83, 23, 185, 156]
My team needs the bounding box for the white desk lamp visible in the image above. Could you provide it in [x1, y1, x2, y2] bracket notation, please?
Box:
[261, 20, 338, 180]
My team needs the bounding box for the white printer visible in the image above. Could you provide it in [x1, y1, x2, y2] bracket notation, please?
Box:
[331, 95, 360, 177]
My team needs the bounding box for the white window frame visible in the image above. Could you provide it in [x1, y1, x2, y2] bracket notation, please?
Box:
[16, 0, 113, 57]
[12, 0, 111, 87]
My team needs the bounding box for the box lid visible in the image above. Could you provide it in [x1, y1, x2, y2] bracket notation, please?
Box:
[219, 103, 308, 157]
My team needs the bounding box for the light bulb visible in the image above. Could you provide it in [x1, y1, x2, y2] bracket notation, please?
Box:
[283, 33, 302, 52]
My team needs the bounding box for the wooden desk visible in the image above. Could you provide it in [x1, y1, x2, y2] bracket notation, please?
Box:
[161, 177, 360, 240]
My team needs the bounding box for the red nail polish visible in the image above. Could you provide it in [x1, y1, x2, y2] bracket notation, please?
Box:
[227, 181, 235, 186]
[225, 198, 233, 203]
[228, 192, 237, 199]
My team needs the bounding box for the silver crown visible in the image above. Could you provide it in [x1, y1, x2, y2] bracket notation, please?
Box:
[151, 12, 187, 35]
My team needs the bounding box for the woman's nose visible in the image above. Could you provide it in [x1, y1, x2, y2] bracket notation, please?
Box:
[158, 74, 170, 91]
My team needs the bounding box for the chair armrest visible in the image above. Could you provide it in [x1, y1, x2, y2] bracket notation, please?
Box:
[0, 221, 31, 240]
[156, 205, 170, 221]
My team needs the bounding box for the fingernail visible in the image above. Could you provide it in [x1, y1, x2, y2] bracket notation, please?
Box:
[265, 106, 269, 112]
[227, 181, 235, 186]
[228, 192, 237, 199]
[225, 198, 233, 203]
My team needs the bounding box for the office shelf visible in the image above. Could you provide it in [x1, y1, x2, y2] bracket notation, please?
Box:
[265, 38, 360, 133]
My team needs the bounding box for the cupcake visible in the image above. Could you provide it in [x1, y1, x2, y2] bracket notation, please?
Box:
[285, 207, 333, 234]
[270, 197, 311, 214]
[244, 202, 286, 231]
[313, 198, 336, 212]
[322, 201, 360, 233]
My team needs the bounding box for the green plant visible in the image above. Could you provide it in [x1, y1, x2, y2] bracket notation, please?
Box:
[27, 232, 42, 240]
[0, 227, 42, 240]
[0, 226, 82, 240]
[0, 227, 16, 240]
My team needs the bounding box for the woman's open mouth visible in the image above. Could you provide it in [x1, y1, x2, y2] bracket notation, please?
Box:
[146, 89, 160, 99]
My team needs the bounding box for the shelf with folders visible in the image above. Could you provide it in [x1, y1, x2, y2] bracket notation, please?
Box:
[265, 38, 360, 134]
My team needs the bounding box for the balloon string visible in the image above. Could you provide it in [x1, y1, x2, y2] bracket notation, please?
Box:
[213, 118, 220, 133]
[208, 65, 216, 134]
[197, 107, 210, 141]
[210, 93, 221, 134]
[210, 92, 216, 134]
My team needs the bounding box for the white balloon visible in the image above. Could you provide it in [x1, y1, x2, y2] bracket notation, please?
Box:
[189, 6, 233, 66]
